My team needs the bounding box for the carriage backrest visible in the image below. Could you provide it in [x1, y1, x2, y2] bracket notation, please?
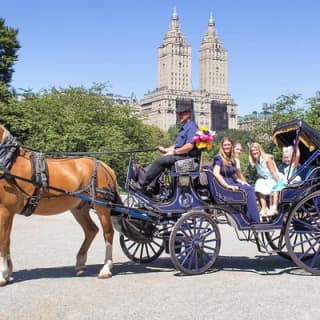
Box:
[279, 166, 320, 203]
[204, 169, 247, 204]
[304, 166, 320, 183]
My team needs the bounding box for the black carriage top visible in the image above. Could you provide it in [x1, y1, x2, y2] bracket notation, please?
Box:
[272, 119, 320, 164]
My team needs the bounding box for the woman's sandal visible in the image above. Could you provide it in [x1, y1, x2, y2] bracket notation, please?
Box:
[266, 208, 279, 217]
[259, 209, 269, 222]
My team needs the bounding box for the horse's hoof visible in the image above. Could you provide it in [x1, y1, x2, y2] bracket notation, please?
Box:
[75, 269, 85, 277]
[0, 279, 8, 287]
[97, 272, 112, 279]
[75, 267, 86, 277]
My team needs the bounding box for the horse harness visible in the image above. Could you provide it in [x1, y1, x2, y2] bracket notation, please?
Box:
[0, 134, 117, 216]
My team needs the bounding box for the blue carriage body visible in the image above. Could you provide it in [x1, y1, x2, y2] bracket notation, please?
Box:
[116, 119, 320, 275]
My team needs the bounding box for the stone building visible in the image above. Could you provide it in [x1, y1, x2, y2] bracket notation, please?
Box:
[139, 8, 237, 131]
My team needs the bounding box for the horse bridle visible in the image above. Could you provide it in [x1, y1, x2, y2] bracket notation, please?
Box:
[0, 133, 20, 173]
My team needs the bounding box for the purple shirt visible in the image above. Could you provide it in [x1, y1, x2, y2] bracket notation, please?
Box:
[175, 120, 198, 148]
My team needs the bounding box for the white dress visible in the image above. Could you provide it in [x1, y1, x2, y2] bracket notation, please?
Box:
[254, 156, 278, 195]
[235, 158, 241, 170]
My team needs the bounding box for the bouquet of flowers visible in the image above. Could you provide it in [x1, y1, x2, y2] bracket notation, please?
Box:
[192, 126, 215, 151]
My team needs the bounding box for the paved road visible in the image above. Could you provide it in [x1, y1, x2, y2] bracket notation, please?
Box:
[0, 212, 319, 320]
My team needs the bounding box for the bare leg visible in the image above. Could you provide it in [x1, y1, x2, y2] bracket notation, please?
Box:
[257, 193, 268, 212]
[71, 203, 99, 276]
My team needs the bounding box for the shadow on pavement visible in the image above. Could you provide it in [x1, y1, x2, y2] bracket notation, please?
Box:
[10, 253, 313, 284]
[10, 257, 174, 284]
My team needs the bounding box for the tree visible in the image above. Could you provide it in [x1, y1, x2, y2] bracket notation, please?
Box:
[305, 91, 320, 129]
[0, 18, 20, 101]
[0, 84, 170, 187]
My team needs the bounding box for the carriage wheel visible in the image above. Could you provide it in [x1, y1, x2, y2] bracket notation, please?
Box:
[265, 230, 291, 260]
[119, 235, 164, 264]
[169, 211, 221, 275]
[285, 191, 320, 275]
[123, 193, 140, 207]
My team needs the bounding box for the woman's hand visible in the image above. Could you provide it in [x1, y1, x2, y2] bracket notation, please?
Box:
[237, 179, 249, 186]
[228, 185, 239, 191]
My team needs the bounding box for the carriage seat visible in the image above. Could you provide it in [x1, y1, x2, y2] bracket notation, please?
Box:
[280, 166, 320, 203]
[204, 169, 247, 205]
[132, 157, 200, 183]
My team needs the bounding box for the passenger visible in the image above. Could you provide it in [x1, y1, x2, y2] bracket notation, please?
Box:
[270, 143, 301, 214]
[278, 144, 301, 184]
[234, 142, 248, 183]
[135, 104, 200, 193]
[249, 143, 283, 217]
[213, 137, 260, 223]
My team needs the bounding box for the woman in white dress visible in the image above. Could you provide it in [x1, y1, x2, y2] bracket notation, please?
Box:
[249, 143, 283, 217]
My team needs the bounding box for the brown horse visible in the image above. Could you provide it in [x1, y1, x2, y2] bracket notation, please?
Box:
[0, 125, 122, 286]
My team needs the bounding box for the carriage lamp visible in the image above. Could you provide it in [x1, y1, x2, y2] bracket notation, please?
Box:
[179, 192, 193, 208]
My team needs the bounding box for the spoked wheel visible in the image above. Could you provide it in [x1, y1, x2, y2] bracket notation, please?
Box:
[285, 191, 320, 275]
[123, 193, 140, 207]
[169, 211, 221, 275]
[119, 235, 164, 264]
[265, 230, 291, 260]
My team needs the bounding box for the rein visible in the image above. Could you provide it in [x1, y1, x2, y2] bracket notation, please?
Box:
[43, 148, 158, 157]
[0, 130, 157, 216]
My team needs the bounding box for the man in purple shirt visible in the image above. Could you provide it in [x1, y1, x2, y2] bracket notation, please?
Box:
[139, 104, 199, 190]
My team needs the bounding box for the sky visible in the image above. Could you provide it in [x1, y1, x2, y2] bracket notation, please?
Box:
[1, 0, 320, 116]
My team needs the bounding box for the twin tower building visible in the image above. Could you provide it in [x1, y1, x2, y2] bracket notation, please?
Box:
[139, 8, 237, 131]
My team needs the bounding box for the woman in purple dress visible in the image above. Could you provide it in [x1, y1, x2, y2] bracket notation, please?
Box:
[213, 137, 260, 223]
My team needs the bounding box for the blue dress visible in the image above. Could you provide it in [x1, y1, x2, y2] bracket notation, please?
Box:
[255, 156, 278, 195]
[213, 155, 260, 223]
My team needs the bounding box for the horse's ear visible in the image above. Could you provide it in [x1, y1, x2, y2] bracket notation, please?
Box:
[0, 125, 6, 142]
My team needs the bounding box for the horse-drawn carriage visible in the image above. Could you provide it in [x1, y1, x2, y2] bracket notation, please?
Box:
[116, 119, 320, 275]
[0, 119, 320, 286]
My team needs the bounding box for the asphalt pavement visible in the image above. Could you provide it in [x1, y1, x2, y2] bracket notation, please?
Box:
[0, 211, 319, 320]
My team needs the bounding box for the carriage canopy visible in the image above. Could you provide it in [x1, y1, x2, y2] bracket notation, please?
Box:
[272, 119, 320, 163]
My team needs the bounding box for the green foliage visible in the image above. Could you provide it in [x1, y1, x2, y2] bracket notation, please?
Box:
[0, 84, 170, 187]
[167, 123, 181, 144]
[305, 91, 320, 129]
[0, 18, 20, 101]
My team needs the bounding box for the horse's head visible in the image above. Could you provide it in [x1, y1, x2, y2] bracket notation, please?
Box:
[0, 125, 9, 145]
[0, 125, 20, 170]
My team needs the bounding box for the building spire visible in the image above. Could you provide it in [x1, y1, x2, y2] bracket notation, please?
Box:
[172, 6, 178, 19]
[163, 6, 187, 45]
[201, 12, 220, 45]
[209, 12, 214, 25]
[207, 12, 216, 38]
[170, 6, 179, 31]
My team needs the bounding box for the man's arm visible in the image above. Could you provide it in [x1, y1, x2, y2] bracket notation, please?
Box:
[165, 143, 194, 156]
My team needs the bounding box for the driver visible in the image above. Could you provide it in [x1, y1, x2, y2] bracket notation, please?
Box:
[134, 104, 199, 193]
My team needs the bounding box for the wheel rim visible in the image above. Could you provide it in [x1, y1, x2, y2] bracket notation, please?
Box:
[119, 235, 164, 264]
[265, 230, 291, 260]
[123, 193, 140, 207]
[285, 191, 320, 274]
[169, 211, 220, 275]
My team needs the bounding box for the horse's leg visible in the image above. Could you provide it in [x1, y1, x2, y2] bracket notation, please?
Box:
[71, 203, 99, 276]
[0, 207, 14, 286]
[95, 205, 114, 279]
